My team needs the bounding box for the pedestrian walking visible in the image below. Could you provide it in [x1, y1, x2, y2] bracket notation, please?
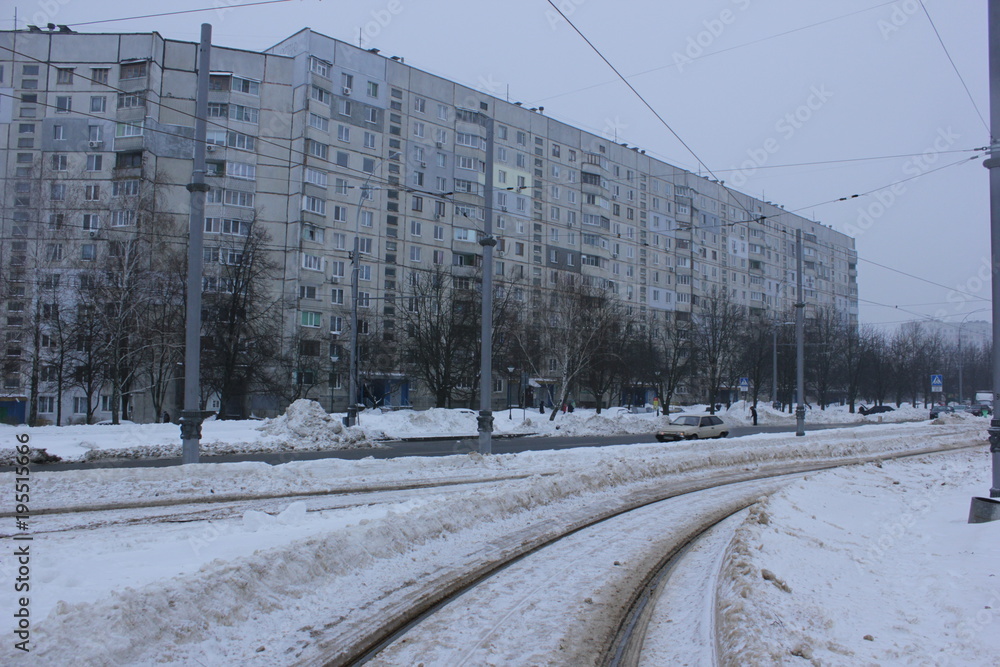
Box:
[750, 404, 758, 426]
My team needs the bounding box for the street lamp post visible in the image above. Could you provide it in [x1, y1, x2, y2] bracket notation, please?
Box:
[794, 229, 806, 437]
[345, 164, 383, 428]
[476, 111, 496, 455]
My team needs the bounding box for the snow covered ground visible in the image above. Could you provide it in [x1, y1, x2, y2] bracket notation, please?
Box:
[0, 402, 995, 665]
[0, 398, 932, 464]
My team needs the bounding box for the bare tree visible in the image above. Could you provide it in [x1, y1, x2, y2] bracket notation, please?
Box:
[397, 267, 479, 408]
[517, 281, 624, 421]
[693, 287, 746, 413]
[200, 225, 284, 418]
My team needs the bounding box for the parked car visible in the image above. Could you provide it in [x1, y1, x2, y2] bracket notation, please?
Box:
[929, 405, 954, 419]
[968, 403, 993, 417]
[656, 414, 728, 442]
[858, 405, 893, 416]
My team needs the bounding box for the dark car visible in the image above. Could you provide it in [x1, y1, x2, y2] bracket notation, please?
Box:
[968, 404, 993, 417]
[929, 405, 954, 419]
[858, 405, 893, 416]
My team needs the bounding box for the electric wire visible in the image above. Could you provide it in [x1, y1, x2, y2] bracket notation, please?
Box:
[533, 0, 899, 105]
[917, 0, 992, 141]
[63, 0, 298, 29]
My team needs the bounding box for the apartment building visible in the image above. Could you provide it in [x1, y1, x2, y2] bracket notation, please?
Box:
[0, 26, 858, 423]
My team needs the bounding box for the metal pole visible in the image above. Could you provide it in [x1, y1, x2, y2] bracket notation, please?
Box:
[180, 23, 212, 464]
[772, 326, 778, 406]
[986, 0, 1000, 498]
[477, 114, 496, 455]
[795, 228, 806, 437]
[347, 232, 360, 425]
[958, 324, 965, 405]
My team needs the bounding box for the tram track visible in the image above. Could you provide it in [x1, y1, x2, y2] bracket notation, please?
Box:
[295, 439, 978, 666]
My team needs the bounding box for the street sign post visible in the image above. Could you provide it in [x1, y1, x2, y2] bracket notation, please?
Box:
[931, 374, 944, 394]
[739, 377, 750, 393]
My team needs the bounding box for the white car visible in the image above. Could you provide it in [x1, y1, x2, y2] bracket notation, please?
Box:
[655, 413, 728, 442]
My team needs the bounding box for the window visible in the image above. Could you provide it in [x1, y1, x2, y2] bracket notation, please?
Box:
[116, 151, 143, 169]
[359, 265, 371, 281]
[337, 124, 350, 142]
[86, 155, 103, 172]
[302, 253, 323, 271]
[342, 73, 354, 90]
[308, 113, 329, 131]
[227, 161, 256, 180]
[367, 81, 379, 97]
[92, 67, 109, 84]
[81, 244, 97, 261]
[307, 139, 329, 159]
[410, 246, 422, 262]
[413, 97, 426, 113]
[112, 179, 140, 197]
[365, 107, 378, 123]
[232, 76, 260, 95]
[339, 99, 352, 116]
[73, 397, 90, 414]
[111, 210, 135, 227]
[410, 220, 422, 236]
[85, 185, 100, 201]
[413, 121, 425, 138]
[51, 154, 68, 171]
[117, 92, 144, 108]
[364, 131, 376, 149]
[301, 311, 321, 327]
[411, 196, 423, 212]
[116, 121, 144, 137]
[310, 57, 330, 77]
[311, 85, 332, 105]
[52, 125, 64, 140]
[82, 214, 100, 231]
[89, 125, 103, 142]
[57, 67, 74, 84]
[303, 195, 326, 215]
[50, 183, 66, 201]
[55, 96, 71, 112]
[229, 105, 259, 123]
[305, 168, 328, 186]
[120, 61, 147, 79]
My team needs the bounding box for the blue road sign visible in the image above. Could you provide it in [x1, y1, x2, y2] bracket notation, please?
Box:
[931, 374, 943, 387]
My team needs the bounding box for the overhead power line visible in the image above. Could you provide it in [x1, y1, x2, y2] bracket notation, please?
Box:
[64, 0, 297, 28]
[917, 0, 992, 141]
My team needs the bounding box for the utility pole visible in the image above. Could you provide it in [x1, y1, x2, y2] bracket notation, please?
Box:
[972, 0, 1000, 519]
[477, 112, 496, 455]
[795, 228, 805, 437]
[180, 23, 212, 464]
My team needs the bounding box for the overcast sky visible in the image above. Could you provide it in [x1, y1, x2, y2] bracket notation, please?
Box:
[7, 0, 993, 337]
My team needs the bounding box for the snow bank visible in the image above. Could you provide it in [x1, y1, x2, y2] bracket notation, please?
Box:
[717, 448, 1000, 666]
[17, 423, 984, 664]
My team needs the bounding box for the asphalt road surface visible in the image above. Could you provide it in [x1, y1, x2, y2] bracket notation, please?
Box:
[7, 421, 870, 473]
